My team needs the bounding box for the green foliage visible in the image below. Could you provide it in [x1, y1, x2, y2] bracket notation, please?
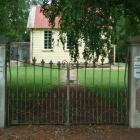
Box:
[41, 0, 140, 61]
[31, 0, 43, 5]
[0, 0, 30, 41]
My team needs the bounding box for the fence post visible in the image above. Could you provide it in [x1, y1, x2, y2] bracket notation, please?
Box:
[127, 36, 140, 128]
[0, 44, 6, 128]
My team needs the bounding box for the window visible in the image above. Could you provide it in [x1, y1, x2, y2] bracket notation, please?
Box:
[66, 36, 71, 49]
[44, 31, 52, 49]
[65, 35, 71, 50]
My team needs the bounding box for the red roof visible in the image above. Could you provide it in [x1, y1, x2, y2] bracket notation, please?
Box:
[27, 5, 60, 29]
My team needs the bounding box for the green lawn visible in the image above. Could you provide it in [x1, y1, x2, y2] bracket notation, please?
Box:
[7, 66, 128, 115]
[78, 68, 128, 113]
[7, 66, 128, 94]
[78, 68, 127, 91]
[7, 66, 63, 94]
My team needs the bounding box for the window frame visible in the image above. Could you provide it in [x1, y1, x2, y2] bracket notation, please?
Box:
[64, 35, 71, 50]
[44, 31, 53, 50]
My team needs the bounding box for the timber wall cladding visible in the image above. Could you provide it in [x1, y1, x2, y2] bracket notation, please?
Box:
[31, 30, 109, 63]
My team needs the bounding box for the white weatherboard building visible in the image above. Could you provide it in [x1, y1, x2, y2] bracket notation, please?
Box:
[27, 5, 109, 64]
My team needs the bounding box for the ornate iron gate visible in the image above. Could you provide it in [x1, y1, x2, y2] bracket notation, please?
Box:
[6, 46, 129, 125]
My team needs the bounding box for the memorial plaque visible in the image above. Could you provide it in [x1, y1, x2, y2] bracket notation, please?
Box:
[134, 56, 140, 79]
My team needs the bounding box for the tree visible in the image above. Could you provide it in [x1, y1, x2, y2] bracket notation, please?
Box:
[41, 0, 140, 61]
[31, 0, 43, 5]
[0, 0, 30, 41]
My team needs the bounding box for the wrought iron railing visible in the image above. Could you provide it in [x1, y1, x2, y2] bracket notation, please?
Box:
[6, 48, 129, 126]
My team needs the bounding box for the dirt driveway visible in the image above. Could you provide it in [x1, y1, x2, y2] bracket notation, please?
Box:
[0, 125, 140, 140]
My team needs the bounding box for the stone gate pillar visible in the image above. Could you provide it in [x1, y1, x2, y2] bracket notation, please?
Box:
[0, 38, 6, 128]
[127, 36, 140, 128]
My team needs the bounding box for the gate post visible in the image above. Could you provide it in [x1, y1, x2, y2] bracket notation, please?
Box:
[127, 36, 140, 128]
[0, 44, 6, 128]
[65, 62, 70, 125]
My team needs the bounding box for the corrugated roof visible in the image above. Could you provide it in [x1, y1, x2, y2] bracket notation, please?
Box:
[27, 5, 60, 29]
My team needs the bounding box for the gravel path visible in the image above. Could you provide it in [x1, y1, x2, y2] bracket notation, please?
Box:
[0, 125, 140, 140]
[61, 69, 77, 84]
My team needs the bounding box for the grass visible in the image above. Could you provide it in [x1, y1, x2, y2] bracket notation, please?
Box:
[78, 67, 128, 109]
[7, 65, 128, 122]
[7, 66, 128, 93]
[7, 66, 63, 95]
[78, 67, 127, 91]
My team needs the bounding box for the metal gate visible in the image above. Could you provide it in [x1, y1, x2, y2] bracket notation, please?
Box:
[6, 46, 129, 125]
